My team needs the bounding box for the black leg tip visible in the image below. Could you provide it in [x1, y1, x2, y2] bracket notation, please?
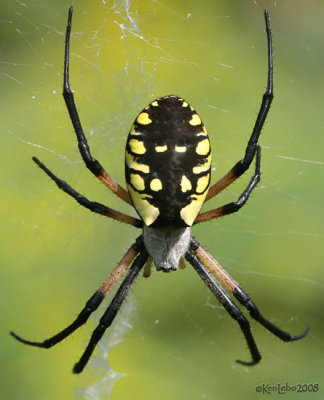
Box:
[32, 157, 50, 175]
[10, 330, 49, 348]
[10, 330, 32, 345]
[236, 357, 260, 367]
[10, 330, 19, 339]
[10, 330, 26, 343]
[73, 362, 84, 374]
[291, 326, 310, 341]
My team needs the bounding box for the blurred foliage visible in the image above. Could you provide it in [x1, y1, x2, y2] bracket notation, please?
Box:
[1, 0, 323, 399]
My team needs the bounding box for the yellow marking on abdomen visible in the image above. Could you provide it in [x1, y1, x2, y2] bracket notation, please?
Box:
[182, 101, 188, 107]
[197, 126, 208, 136]
[130, 125, 142, 135]
[128, 185, 159, 226]
[180, 175, 192, 193]
[196, 174, 210, 193]
[150, 178, 163, 191]
[151, 101, 158, 107]
[193, 154, 211, 174]
[189, 114, 202, 126]
[180, 192, 208, 226]
[126, 151, 150, 174]
[130, 174, 145, 191]
[137, 112, 152, 125]
[196, 138, 210, 155]
[129, 139, 146, 154]
[155, 145, 168, 152]
[175, 145, 187, 153]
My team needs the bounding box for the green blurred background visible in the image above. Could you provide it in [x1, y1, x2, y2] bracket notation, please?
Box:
[1, 0, 323, 399]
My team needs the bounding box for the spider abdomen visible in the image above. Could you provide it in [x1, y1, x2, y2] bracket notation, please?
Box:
[125, 95, 211, 227]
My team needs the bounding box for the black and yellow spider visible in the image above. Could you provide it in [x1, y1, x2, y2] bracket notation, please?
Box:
[11, 7, 308, 374]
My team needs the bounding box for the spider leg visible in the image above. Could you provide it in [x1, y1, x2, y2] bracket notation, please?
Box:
[206, 10, 273, 202]
[194, 146, 260, 224]
[191, 239, 309, 343]
[185, 248, 261, 366]
[73, 248, 148, 374]
[33, 157, 142, 228]
[63, 7, 132, 205]
[10, 236, 143, 349]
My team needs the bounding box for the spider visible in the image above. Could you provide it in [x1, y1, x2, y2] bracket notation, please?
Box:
[11, 7, 308, 374]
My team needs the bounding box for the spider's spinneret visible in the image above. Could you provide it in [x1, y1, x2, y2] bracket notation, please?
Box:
[125, 95, 211, 271]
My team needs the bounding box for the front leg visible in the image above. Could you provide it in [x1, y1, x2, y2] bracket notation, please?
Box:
[205, 10, 273, 203]
[62, 6, 132, 205]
